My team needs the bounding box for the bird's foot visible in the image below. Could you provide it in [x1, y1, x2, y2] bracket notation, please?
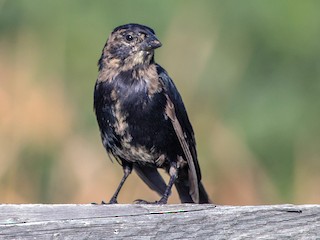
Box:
[91, 199, 118, 205]
[134, 198, 167, 205]
[108, 198, 118, 204]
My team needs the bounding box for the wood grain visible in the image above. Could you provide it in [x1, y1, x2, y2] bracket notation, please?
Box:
[0, 204, 319, 239]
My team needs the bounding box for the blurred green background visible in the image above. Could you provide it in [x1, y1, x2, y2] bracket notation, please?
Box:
[1, 0, 319, 205]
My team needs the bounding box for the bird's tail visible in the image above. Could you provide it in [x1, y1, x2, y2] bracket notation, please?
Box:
[175, 178, 211, 204]
[133, 164, 168, 196]
[134, 164, 211, 204]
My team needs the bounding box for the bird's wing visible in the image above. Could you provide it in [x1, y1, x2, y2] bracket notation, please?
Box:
[157, 65, 201, 203]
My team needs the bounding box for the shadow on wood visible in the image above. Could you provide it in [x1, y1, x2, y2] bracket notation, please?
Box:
[0, 204, 319, 239]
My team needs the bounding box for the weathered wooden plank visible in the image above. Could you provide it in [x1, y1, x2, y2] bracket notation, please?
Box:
[0, 204, 319, 239]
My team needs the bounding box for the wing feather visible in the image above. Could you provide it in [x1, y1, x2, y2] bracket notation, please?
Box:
[165, 95, 199, 203]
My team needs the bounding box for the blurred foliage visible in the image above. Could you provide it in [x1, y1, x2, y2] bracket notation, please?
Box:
[0, 0, 319, 204]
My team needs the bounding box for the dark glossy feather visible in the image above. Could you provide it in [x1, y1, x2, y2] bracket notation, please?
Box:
[94, 23, 210, 204]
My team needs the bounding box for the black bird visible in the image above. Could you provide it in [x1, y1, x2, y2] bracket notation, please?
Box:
[94, 23, 210, 204]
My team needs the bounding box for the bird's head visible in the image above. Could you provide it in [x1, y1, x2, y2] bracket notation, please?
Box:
[100, 23, 162, 70]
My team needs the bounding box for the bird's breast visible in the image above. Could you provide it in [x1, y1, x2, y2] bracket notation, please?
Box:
[106, 81, 169, 164]
[95, 65, 174, 165]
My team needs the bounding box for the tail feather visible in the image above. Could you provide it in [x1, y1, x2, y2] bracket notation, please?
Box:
[175, 180, 211, 204]
[133, 164, 167, 196]
[198, 181, 211, 204]
[134, 164, 211, 204]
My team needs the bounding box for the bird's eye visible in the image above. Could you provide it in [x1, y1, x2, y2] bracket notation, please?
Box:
[125, 34, 134, 42]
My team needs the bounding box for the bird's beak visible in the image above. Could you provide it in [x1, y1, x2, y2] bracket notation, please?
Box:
[142, 35, 162, 51]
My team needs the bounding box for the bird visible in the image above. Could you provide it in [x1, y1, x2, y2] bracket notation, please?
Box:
[94, 23, 210, 204]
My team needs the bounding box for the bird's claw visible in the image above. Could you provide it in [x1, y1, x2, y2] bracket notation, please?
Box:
[134, 199, 167, 204]
[108, 198, 118, 204]
[91, 199, 118, 205]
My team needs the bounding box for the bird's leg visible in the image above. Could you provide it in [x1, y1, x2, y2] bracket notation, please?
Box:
[106, 163, 132, 204]
[157, 164, 177, 204]
[135, 162, 178, 204]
